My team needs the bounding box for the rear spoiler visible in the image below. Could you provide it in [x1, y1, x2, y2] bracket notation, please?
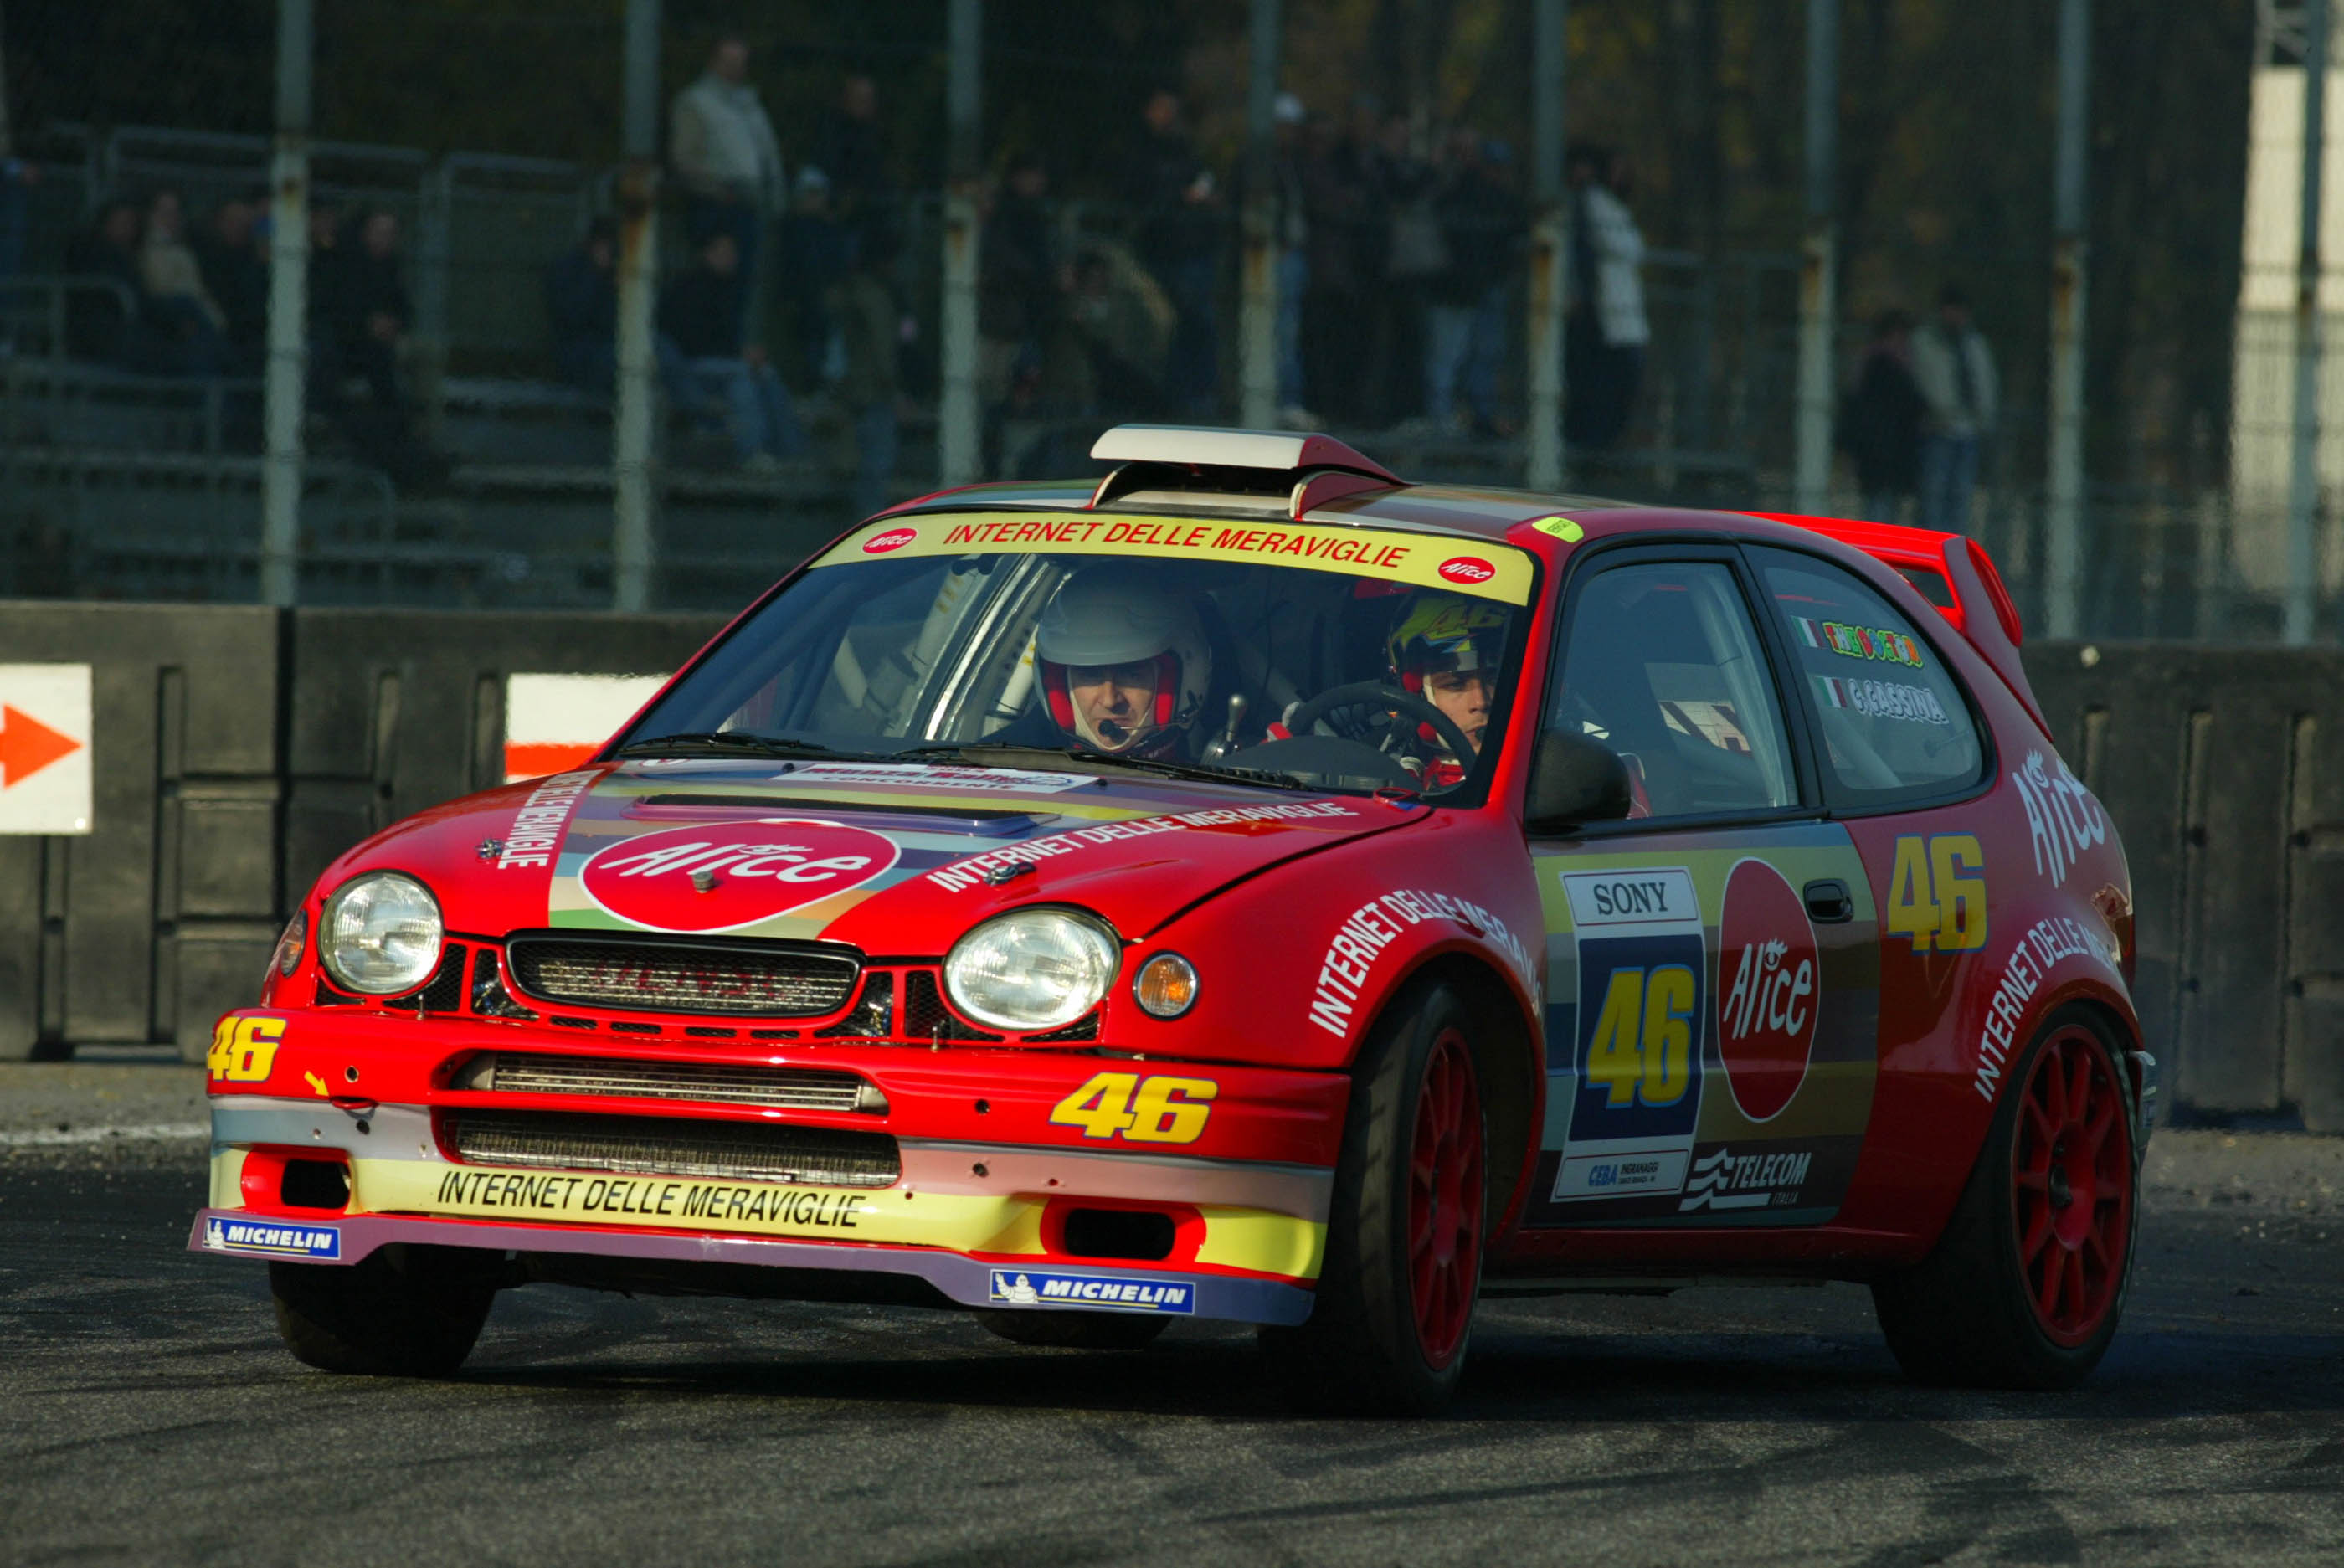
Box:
[1742, 513, 2049, 738]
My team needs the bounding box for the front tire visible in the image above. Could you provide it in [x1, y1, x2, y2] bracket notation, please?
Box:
[270, 1246, 496, 1376]
[1872, 1006, 2139, 1389]
[1260, 979, 1486, 1415]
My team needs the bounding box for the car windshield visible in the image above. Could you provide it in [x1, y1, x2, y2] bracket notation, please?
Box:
[617, 512, 1540, 798]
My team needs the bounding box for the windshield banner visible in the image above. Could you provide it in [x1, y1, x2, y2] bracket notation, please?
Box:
[813, 513, 1536, 605]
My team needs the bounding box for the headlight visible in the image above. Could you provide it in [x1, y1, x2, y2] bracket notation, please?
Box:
[943, 907, 1121, 1032]
[320, 872, 445, 995]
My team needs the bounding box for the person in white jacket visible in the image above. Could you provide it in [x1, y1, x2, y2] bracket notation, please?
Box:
[1564, 145, 1648, 450]
[1908, 284, 1999, 534]
[670, 36, 786, 342]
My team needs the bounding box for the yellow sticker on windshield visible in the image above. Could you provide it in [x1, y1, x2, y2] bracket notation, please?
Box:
[815, 512, 1534, 604]
[1530, 516, 1584, 542]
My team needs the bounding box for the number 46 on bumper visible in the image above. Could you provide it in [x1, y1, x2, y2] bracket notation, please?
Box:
[1050, 1072, 1218, 1144]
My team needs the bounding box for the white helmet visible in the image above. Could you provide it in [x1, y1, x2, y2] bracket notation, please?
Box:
[1034, 568, 1213, 754]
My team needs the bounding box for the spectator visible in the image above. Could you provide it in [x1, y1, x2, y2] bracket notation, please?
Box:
[810, 74, 892, 244]
[193, 195, 269, 371]
[1840, 309, 1927, 525]
[1299, 108, 1379, 426]
[1564, 144, 1649, 451]
[308, 204, 445, 489]
[135, 188, 229, 376]
[775, 166, 851, 387]
[1373, 111, 1438, 425]
[545, 218, 618, 393]
[829, 228, 907, 518]
[0, 154, 36, 288]
[63, 201, 143, 363]
[661, 229, 804, 472]
[316, 209, 414, 411]
[1121, 89, 1223, 418]
[1067, 241, 1175, 415]
[979, 152, 1060, 416]
[1269, 93, 1313, 428]
[1910, 283, 2000, 534]
[670, 35, 785, 342]
[1423, 129, 1524, 435]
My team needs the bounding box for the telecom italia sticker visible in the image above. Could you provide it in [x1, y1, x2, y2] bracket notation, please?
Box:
[203, 1218, 342, 1260]
[988, 1268, 1196, 1314]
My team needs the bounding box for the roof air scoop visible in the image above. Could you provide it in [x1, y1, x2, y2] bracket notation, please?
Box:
[1086, 424, 1406, 520]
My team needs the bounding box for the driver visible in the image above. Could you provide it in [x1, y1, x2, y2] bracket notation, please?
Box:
[1388, 592, 1510, 787]
[1034, 568, 1214, 759]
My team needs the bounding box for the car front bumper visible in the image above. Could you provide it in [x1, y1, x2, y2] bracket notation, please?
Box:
[190, 1010, 1342, 1328]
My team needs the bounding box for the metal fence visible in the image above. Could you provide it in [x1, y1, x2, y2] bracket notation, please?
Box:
[0, 120, 2321, 634]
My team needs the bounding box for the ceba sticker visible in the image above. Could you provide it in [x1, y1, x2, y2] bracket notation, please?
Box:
[1437, 555, 1497, 585]
[862, 527, 918, 555]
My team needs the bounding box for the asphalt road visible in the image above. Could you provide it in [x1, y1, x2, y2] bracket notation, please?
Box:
[3, 1066, 2341, 1566]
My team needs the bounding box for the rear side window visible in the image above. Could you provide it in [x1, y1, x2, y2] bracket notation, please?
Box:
[1748, 548, 1983, 801]
[1550, 561, 1797, 820]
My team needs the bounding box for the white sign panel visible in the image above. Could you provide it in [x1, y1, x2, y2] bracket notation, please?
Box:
[504, 673, 669, 784]
[0, 664, 93, 835]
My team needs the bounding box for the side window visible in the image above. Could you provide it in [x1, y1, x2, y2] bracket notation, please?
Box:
[1550, 561, 1797, 820]
[1747, 547, 1984, 800]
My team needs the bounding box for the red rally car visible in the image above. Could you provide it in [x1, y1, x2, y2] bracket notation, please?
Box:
[191, 425, 2148, 1413]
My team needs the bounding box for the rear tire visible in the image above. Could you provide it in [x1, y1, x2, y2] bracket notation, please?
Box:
[1260, 979, 1486, 1416]
[1872, 1006, 2139, 1390]
[974, 1310, 1169, 1350]
[270, 1246, 496, 1376]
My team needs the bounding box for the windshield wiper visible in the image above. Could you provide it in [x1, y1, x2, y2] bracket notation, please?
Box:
[894, 743, 1316, 793]
[613, 733, 887, 762]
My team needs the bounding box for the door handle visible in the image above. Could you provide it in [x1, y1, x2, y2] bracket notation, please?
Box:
[1803, 878, 1854, 923]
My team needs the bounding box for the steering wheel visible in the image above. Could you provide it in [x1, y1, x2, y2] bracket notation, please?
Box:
[1283, 681, 1479, 771]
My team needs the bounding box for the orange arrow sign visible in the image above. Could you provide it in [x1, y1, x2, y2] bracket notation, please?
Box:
[0, 704, 84, 788]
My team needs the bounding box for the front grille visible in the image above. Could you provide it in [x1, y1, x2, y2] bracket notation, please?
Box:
[902, 970, 1003, 1042]
[506, 936, 859, 1017]
[383, 945, 470, 1013]
[446, 1109, 899, 1187]
[469, 1053, 873, 1113]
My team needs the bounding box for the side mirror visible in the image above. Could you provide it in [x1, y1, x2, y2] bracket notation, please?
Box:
[1524, 728, 1633, 833]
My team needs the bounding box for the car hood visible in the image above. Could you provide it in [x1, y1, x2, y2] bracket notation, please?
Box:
[331, 757, 1427, 952]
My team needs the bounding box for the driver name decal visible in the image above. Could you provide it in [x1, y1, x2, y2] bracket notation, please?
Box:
[578, 818, 902, 933]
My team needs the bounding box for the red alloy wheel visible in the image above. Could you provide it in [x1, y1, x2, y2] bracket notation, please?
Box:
[1408, 1026, 1484, 1370]
[2012, 1026, 2134, 1347]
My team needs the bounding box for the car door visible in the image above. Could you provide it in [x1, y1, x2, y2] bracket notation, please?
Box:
[1739, 544, 1999, 1203]
[1525, 546, 1884, 1227]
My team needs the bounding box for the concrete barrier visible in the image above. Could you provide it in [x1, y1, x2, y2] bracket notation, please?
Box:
[0, 604, 279, 1059]
[0, 604, 724, 1060]
[0, 604, 2331, 1128]
[2030, 640, 2341, 1130]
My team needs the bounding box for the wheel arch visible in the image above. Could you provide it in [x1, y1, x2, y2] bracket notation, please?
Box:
[1383, 949, 1543, 1241]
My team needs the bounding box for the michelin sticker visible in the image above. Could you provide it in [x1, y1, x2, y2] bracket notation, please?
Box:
[203, 1218, 342, 1259]
[1552, 868, 1708, 1203]
[988, 1268, 1195, 1314]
